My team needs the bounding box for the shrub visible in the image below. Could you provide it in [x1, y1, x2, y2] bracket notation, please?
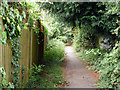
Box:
[78, 42, 120, 88]
[26, 63, 65, 88]
[44, 39, 65, 63]
[57, 36, 67, 43]
[98, 46, 120, 88]
[25, 64, 44, 88]
[78, 48, 105, 71]
[73, 25, 96, 51]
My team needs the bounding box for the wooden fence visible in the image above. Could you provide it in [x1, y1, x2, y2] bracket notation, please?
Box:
[0, 17, 46, 86]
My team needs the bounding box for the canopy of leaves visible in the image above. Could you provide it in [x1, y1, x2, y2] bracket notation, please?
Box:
[40, 2, 120, 37]
[40, 2, 104, 26]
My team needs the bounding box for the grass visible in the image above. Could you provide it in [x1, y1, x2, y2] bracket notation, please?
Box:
[41, 63, 65, 88]
[25, 62, 66, 88]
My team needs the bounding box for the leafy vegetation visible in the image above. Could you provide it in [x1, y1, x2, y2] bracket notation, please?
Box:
[0, 2, 47, 88]
[40, 11, 73, 43]
[0, 1, 120, 88]
[78, 42, 120, 88]
[40, 1, 120, 88]
[77, 48, 105, 73]
[0, 67, 14, 88]
[98, 46, 120, 88]
[73, 25, 96, 51]
[26, 38, 65, 88]
[0, 2, 26, 87]
[26, 63, 65, 88]
[44, 39, 65, 63]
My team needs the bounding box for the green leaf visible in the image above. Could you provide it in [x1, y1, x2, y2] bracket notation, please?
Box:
[11, 17, 15, 23]
[23, 26, 28, 30]
[17, 25, 21, 32]
[2, 31, 7, 40]
[0, 15, 5, 19]
[5, 24, 7, 29]
[6, 17, 10, 23]
[22, 11, 26, 19]
[2, 79, 7, 87]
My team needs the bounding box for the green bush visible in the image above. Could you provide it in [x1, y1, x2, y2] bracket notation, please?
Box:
[57, 36, 67, 43]
[26, 63, 65, 88]
[78, 48, 105, 71]
[98, 46, 120, 88]
[26, 39, 65, 88]
[44, 39, 65, 63]
[78, 49, 103, 61]
[78, 42, 120, 88]
[25, 64, 44, 88]
[73, 25, 96, 51]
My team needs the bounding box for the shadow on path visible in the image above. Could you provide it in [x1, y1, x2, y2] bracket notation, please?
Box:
[63, 46, 99, 88]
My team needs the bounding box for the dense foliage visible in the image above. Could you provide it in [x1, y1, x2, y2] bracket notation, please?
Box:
[40, 1, 120, 88]
[73, 25, 96, 51]
[44, 39, 65, 63]
[78, 42, 120, 88]
[40, 2, 119, 48]
[0, 2, 45, 88]
[40, 2, 103, 26]
[26, 39, 65, 88]
[40, 11, 73, 43]
[0, 2, 27, 87]
[0, 1, 120, 88]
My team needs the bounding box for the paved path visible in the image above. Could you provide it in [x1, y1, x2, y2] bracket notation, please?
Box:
[64, 46, 99, 88]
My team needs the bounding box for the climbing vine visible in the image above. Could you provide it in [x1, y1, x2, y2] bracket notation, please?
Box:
[0, 1, 48, 87]
[0, 2, 32, 87]
[0, 2, 27, 87]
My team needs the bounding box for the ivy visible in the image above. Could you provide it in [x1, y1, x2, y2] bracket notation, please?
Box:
[0, 2, 26, 87]
[0, 67, 14, 88]
[0, 2, 48, 88]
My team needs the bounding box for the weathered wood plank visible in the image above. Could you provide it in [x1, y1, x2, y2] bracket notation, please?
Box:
[20, 29, 28, 86]
[0, 17, 3, 81]
[6, 43, 12, 82]
[0, 18, 2, 67]
[44, 35, 46, 52]
[32, 31, 39, 65]
[19, 29, 31, 87]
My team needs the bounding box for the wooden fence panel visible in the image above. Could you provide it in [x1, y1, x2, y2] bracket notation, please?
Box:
[0, 18, 46, 86]
[4, 43, 12, 82]
[32, 31, 39, 65]
[0, 17, 3, 68]
[0, 17, 12, 82]
[0, 17, 3, 82]
[20, 28, 31, 86]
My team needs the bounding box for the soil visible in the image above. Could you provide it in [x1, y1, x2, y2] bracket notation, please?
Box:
[62, 46, 100, 88]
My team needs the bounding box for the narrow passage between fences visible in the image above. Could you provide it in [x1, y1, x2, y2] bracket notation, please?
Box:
[63, 46, 99, 88]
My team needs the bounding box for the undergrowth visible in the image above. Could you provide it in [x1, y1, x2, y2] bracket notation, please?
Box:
[77, 48, 105, 72]
[25, 63, 65, 88]
[77, 43, 120, 88]
[44, 38, 65, 63]
[26, 38, 66, 88]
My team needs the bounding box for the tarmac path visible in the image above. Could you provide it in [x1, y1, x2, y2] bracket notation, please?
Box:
[63, 46, 99, 88]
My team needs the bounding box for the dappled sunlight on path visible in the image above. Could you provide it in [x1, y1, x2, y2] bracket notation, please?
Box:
[64, 46, 98, 88]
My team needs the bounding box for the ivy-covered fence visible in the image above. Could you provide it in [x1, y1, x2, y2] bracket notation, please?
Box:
[0, 17, 46, 87]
